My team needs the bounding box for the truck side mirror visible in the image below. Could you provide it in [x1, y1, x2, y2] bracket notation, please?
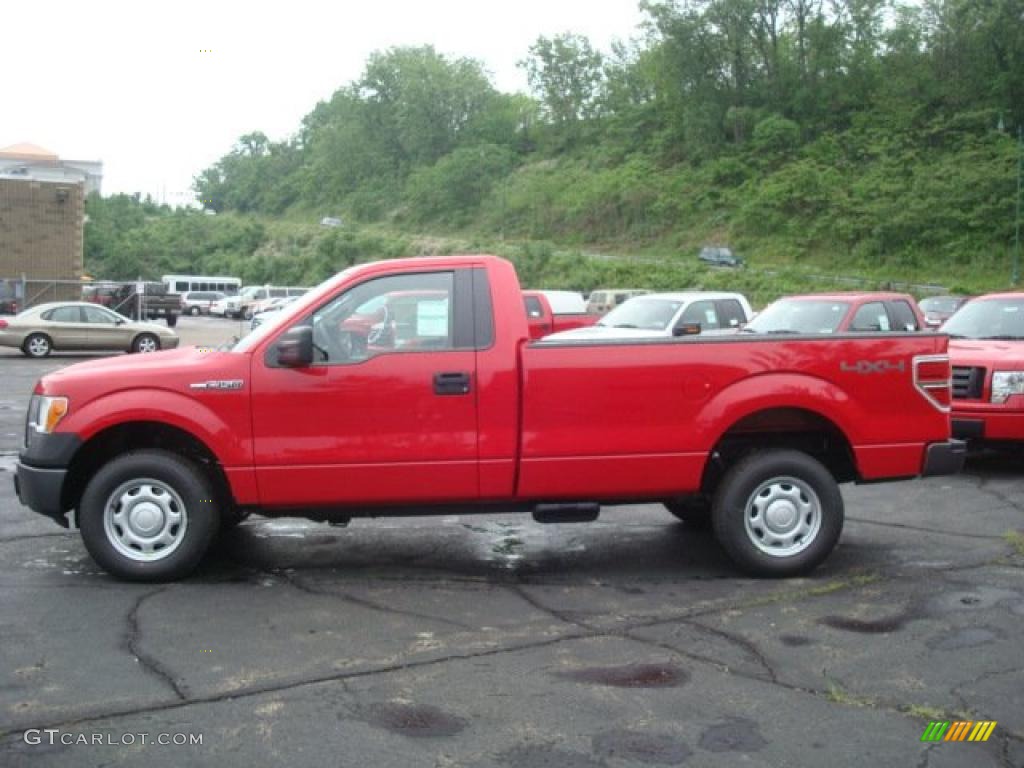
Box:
[276, 325, 314, 367]
[673, 322, 702, 337]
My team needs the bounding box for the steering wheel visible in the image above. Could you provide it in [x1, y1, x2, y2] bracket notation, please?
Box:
[312, 319, 343, 362]
[366, 305, 392, 346]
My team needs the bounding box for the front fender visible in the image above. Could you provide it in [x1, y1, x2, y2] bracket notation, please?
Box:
[58, 389, 251, 467]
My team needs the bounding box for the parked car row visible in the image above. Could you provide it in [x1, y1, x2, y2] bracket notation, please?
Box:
[548, 287, 1020, 449]
[220, 285, 310, 320]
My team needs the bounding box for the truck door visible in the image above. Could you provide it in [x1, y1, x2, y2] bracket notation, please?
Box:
[250, 268, 482, 506]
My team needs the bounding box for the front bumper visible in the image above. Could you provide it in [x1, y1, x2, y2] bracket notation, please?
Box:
[14, 431, 82, 527]
[14, 464, 70, 526]
[921, 439, 967, 477]
[952, 408, 1024, 441]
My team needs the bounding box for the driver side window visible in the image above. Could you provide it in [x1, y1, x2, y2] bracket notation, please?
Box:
[310, 271, 455, 365]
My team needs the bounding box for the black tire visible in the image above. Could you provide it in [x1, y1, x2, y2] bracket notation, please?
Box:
[242, 308, 253, 321]
[219, 509, 250, 532]
[711, 449, 843, 577]
[166, 313, 178, 328]
[664, 496, 711, 529]
[78, 450, 221, 581]
[22, 333, 52, 358]
[131, 333, 160, 354]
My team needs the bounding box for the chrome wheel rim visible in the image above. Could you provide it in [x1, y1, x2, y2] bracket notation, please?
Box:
[137, 336, 158, 353]
[28, 337, 49, 356]
[103, 478, 188, 562]
[743, 476, 821, 557]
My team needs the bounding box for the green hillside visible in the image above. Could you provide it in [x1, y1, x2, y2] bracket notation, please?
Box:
[86, 0, 1024, 299]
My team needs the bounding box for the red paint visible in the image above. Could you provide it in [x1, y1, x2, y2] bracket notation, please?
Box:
[33, 256, 955, 510]
[522, 291, 598, 340]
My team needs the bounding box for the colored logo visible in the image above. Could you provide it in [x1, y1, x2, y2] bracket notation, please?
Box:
[921, 721, 997, 742]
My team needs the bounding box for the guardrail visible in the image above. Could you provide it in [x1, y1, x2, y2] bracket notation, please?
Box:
[579, 252, 950, 296]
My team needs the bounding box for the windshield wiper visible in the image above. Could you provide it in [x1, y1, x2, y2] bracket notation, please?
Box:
[976, 335, 1024, 341]
[613, 323, 639, 328]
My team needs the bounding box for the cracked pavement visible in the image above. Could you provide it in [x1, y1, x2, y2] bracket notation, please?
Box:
[1, 338, 1023, 767]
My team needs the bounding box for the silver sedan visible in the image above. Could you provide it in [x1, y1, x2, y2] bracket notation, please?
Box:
[0, 302, 180, 357]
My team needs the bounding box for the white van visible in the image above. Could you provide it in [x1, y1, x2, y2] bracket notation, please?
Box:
[224, 286, 309, 319]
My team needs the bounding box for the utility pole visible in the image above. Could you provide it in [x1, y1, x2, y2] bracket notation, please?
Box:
[1015, 125, 1022, 286]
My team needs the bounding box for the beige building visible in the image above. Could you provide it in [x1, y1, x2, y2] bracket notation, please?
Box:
[0, 143, 97, 305]
[0, 142, 102, 194]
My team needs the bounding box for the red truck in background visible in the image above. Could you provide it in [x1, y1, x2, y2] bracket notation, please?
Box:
[744, 292, 927, 335]
[523, 290, 598, 339]
[943, 292, 1024, 443]
[15, 255, 963, 582]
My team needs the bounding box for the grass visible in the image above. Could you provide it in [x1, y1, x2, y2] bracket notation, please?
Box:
[824, 679, 876, 708]
[1004, 530, 1024, 557]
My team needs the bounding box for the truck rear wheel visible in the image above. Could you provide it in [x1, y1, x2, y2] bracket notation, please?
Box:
[711, 449, 843, 577]
[166, 314, 178, 327]
[78, 450, 220, 581]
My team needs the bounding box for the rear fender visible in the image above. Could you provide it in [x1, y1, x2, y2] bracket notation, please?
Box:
[699, 372, 864, 452]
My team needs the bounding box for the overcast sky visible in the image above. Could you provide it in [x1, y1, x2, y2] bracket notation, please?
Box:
[2, 0, 646, 205]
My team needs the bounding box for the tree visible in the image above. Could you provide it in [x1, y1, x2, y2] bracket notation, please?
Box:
[521, 33, 605, 143]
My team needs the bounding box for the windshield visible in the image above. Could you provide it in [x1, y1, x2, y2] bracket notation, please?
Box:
[746, 299, 850, 334]
[597, 298, 682, 331]
[941, 298, 1024, 340]
[238, 287, 263, 300]
[231, 267, 357, 353]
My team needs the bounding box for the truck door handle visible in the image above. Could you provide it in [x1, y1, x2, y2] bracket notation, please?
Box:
[433, 372, 471, 396]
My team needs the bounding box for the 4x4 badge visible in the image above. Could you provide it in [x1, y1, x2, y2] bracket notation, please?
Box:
[840, 360, 906, 374]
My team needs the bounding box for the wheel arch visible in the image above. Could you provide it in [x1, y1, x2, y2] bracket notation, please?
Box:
[699, 406, 859, 499]
[61, 421, 235, 520]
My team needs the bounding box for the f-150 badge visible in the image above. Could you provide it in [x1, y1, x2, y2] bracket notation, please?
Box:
[189, 380, 244, 390]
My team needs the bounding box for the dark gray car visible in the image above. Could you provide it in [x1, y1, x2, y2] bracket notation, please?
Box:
[698, 246, 744, 268]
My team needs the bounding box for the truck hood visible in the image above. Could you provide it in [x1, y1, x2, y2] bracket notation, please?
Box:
[949, 339, 1024, 370]
[38, 346, 246, 395]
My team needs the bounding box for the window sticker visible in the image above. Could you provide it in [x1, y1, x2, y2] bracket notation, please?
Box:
[417, 300, 449, 337]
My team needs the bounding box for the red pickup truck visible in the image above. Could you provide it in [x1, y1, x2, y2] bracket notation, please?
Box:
[745, 292, 927, 335]
[15, 255, 963, 581]
[943, 292, 1024, 443]
[523, 290, 597, 339]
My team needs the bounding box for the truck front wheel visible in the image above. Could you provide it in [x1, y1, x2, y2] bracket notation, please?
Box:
[711, 450, 843, 577]
[78, 450, 220, 581]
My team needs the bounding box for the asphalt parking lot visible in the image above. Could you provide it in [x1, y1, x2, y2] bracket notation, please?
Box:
[0, 316, 1022, 767]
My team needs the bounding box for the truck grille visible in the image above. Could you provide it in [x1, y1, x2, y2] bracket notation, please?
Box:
[951, 366, 985, 400]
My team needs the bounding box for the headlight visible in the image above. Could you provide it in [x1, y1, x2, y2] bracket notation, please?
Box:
[28, 395, 70, 435]
[991, 371, 1024, 404]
